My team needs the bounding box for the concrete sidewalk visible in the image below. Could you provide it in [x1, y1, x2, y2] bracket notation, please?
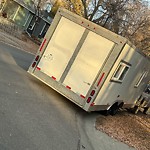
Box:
[77, 113, 135, 150]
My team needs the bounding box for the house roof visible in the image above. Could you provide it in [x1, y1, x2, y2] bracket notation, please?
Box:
[13, 0, 35, 13]
[13, 0, 52, 24]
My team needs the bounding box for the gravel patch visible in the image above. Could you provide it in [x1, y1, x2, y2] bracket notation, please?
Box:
[96, 111, 150, 150]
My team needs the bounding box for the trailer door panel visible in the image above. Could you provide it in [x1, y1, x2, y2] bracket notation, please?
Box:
[63, 31, 115, 97]
[37, 17, 85, 80]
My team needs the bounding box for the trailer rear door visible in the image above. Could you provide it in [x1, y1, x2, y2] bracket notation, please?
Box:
[37, 17, 85, 81]
[63, 31, 115, 97]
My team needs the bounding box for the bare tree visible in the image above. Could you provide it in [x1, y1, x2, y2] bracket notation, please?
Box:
[30, 0, 43, 37]
[51, 0, 150, 54]
[51, 0, 85, 17]
[50, 0, 63, 17]
[32, 0, 50, 21]
[31, 0, 54, 37]
[122, 1, 150, 55]
[64, 0, 84, 16]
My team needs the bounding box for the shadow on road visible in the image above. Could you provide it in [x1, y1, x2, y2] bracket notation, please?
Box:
[0, 42, 34, 71]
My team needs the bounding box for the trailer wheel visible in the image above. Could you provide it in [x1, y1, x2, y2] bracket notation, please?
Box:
[108, 103, 119, 116]
[118, 102, 124, 108]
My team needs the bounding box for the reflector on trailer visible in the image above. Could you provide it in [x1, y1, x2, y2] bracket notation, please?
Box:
[90, 102, 95, 106]
[40, 39, 46, 52]
[52, 76, 56, 80]
[36, 67, 41, 70]
[80, 95, 85, 99]
[97, 73, 105, 86]
[66, 86, 71, 90]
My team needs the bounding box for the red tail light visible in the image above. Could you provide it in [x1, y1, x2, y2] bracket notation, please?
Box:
[32, 62, 36, 68]
[90, 90, 95, 96]
[87, 97, 92, 103]
[35, 55, 39, 61]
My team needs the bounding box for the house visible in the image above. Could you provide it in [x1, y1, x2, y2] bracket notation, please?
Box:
[0, 0, 53, 40]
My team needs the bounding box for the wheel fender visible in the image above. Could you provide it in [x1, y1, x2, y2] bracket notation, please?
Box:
[107, 101, 124, 110]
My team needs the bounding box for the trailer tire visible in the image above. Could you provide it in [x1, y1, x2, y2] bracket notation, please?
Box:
[119, 102, 124, 108]
[108, 103, 119, 116]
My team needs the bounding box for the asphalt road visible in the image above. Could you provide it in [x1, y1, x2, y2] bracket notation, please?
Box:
[0, 42, 135, 150]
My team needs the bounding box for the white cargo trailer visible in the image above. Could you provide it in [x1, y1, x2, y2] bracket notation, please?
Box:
[28, 8, 150, 114]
